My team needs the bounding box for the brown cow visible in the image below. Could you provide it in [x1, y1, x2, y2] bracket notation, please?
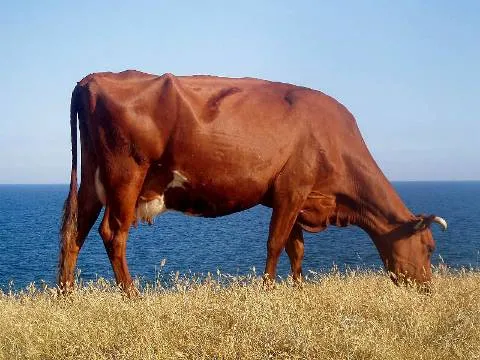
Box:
[59, 70, 447, 293]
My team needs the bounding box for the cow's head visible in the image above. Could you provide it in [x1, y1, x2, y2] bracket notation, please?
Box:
[374, 215, 447, 289]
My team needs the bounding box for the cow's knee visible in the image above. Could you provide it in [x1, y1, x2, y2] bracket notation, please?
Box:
[99, 215, 114, 248]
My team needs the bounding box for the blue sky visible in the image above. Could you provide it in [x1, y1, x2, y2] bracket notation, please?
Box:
[0, 1, 478, 183]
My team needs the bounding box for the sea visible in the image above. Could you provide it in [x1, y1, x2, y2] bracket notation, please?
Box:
[0, 182, 479, 289]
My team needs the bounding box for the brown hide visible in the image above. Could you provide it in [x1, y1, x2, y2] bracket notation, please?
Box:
[59, 70, 442, 293]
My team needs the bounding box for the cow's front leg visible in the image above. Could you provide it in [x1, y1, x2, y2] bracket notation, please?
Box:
[264, 161, 313, 287]
[264, 209, 298, 285]
[285, 223, 305, 282]
[264, 196, 307, 286]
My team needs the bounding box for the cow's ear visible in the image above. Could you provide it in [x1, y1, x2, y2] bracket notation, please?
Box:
[413, 215, 436, 232]
[413, 218, 426, 231]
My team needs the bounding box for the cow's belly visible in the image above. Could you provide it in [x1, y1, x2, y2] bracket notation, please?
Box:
[135, 168, 267, 224]
[95, 162, 271, 225]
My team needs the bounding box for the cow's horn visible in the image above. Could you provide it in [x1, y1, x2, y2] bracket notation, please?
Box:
[433, 216, 448, 231]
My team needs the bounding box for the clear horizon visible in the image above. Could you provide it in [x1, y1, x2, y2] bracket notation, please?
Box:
[1, 180, 480, 186]
[1, 1, 479, 183]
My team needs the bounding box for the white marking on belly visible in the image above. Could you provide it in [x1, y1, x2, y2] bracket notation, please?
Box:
[95, 168, 107, 205]
[166, 170, 188, 189]
[136, 196, 167, 224]
[134, 170, 190, 225]
[163, 169, 203, 217]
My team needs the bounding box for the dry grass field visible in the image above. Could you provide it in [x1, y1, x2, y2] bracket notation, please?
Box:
[0, 269, 479, 360]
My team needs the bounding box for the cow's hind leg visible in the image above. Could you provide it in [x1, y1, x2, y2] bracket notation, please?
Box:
[59, 186, 102, 288]
[285, 223, 305, 282]
[98, 169, 146, 295]
[59, 159, 102, 291]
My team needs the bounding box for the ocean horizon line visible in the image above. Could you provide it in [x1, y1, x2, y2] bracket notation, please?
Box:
[1, 180, 480, 186]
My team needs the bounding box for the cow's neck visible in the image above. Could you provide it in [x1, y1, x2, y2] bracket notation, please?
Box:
[336, 159, 414, 240]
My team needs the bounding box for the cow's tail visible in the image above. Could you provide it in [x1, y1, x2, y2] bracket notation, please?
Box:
[59, 85, 80, 275]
